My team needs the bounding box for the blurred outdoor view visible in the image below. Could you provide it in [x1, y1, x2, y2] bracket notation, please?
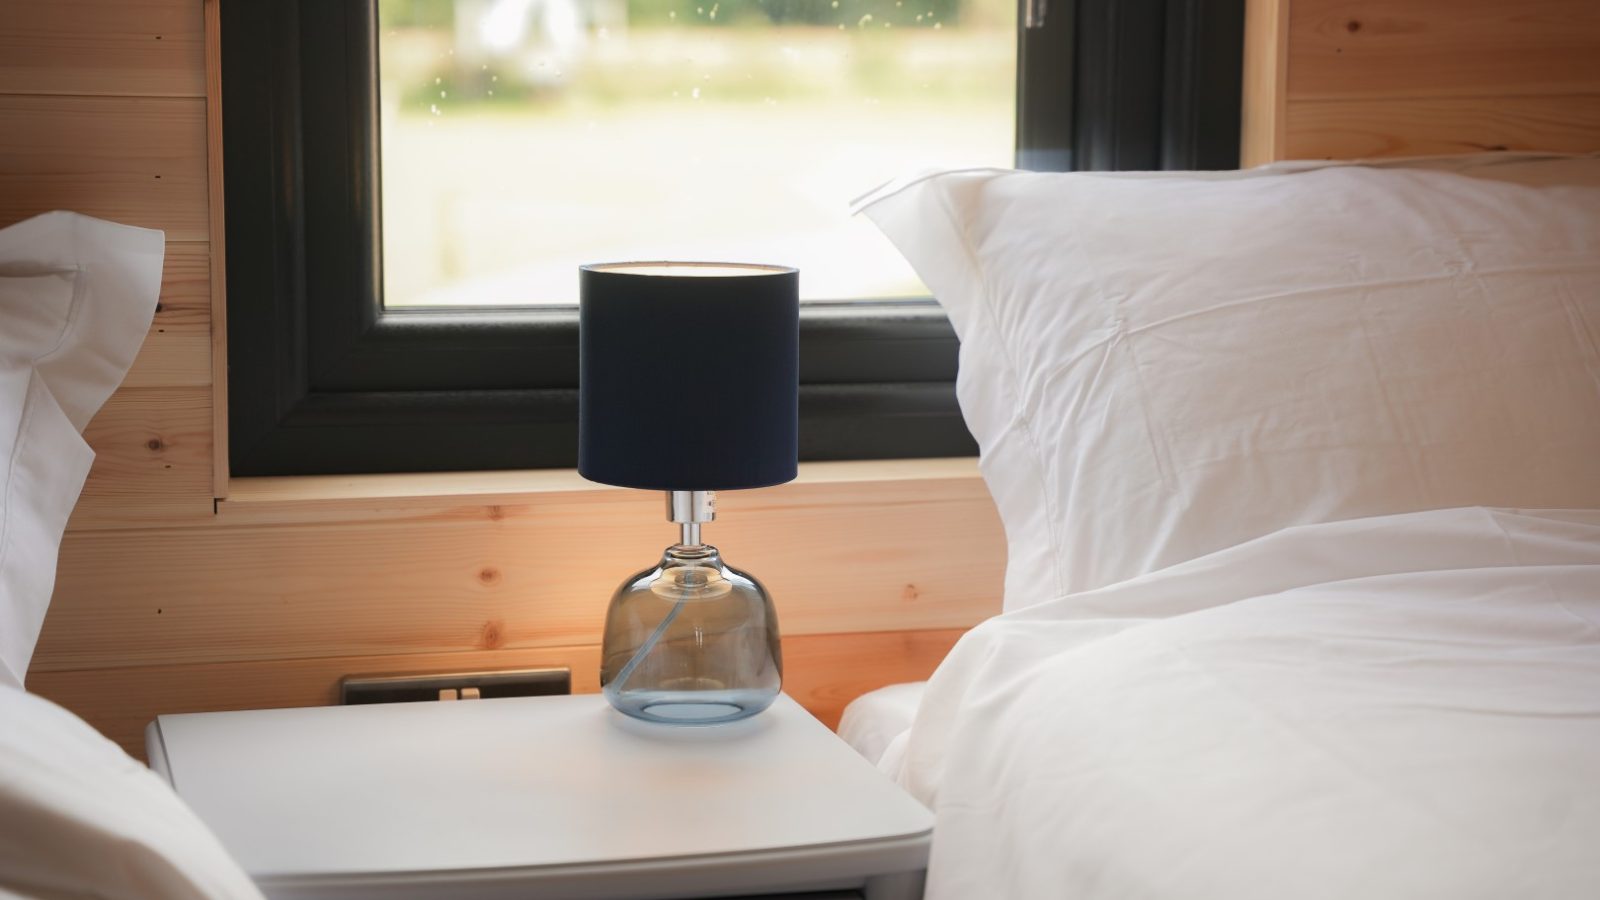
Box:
[378, 0, 1016, 306]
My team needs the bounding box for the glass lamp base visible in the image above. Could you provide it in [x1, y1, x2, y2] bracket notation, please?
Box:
[604, 686, 777, 726]
[599, 543, 782, 726]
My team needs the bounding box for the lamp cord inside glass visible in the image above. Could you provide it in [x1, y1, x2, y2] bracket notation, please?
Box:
[608, 594, 687, 696]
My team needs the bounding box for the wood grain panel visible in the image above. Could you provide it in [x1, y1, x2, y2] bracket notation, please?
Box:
[1242, 0, 1290, 167]
[1244, 0, 1600, 162]
[123, 241, 211, 387]
[123, 336, 209, 388]
[150, 241, 211, 335]
[204, 0, 230, 496]
[1283, 94, 1600, 159]
[36, 474, 1002, 670]
[0, 0, 205, 98]
[27, 629, 965, 759]
[215, 457, 984, 527]
[0, 95, 208, 240]
[121, 241, 213, 388]
[68, 386, 215, 528]
[1287, 0, 1600, 101]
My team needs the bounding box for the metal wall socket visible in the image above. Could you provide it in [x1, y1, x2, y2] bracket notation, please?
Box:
[339, 667, 572, 705]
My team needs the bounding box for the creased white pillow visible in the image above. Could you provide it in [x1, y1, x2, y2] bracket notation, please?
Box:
[0, 211, 164, 687]
[859, 154, 1600, 608]
[0, 684, 264, 900]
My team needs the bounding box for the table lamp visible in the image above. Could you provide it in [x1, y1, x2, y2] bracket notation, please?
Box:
[579, 262, 799, 725]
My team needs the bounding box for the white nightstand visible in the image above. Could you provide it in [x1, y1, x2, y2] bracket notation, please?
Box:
[146, 693, 932, 900]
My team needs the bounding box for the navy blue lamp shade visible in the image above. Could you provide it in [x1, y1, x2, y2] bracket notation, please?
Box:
[579, 263, 799, 491]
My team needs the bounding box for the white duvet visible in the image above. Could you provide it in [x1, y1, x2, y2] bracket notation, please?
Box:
[893, 507, 1600, 900]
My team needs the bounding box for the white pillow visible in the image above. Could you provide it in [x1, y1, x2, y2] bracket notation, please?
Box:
[0, 683, 264, 899]
[859, 154, 1600, 608]
[0, 211, 164, 687]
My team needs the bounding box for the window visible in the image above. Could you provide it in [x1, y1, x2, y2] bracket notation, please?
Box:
[223, 0, 1242, 475]
[378, 0, 1018, 307]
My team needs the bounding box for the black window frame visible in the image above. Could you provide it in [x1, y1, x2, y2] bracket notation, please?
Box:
[224, 0, 1241, 476]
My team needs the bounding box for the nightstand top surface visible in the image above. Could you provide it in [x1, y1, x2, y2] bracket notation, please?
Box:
[149, 692, 931, 894]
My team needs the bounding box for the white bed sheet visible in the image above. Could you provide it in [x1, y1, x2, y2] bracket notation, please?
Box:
[838, 681, 926, 767]
[896, 507, 1600, 900]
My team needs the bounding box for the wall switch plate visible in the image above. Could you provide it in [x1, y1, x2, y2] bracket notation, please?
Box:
[340, 667, 571, 704]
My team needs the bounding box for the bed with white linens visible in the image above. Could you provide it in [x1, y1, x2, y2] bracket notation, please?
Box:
[841, 152, 1600, 898]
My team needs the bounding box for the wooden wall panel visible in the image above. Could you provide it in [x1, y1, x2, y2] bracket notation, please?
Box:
[203, 0, 229, 495]
[70, 387, 216, 528]
[124, 241, 213, 389]
[149, 240, 213, 336]
[36, 474, 1002, 670]
[1286, 0, 1600, 100]
[1241, 0, 1290, 166]
[1284, 94, 1600, 159]
[27, 629, 966, 760]
[1243, 0, 1600, 162]
[0, 95, 208, 241]
[0, 0, 205, 98]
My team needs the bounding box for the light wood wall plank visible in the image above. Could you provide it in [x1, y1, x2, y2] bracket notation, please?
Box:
[0, 0, 205, 98]
[37, 474, 1003, 670]
[1287, 0, 1600, 101]
[150, 241, 211, 335]
[214, 458, 984, 527]
[0, 95, 208, 240]
[1283, 94, 1600, 159]
[1242, 0, 1290, 166]
[1244, 0, 1600, 162]
[204, 0, 230, 497]
[27, 629, 965, 759]
[120, 241, 213, 388]
[69, 386, 215, 528]
[123, 338, 210, 388]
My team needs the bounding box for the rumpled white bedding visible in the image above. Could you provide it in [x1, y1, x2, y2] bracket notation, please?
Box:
[838, 681, 926, 766]
[896, 507, 1600, 900]
[0, 685, 263, 899]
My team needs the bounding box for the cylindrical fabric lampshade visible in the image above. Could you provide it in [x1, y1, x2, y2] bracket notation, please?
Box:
[579, 262, 799, 491]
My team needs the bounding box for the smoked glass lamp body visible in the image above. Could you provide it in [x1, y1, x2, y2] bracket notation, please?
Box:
[600, 542, 782, 725]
